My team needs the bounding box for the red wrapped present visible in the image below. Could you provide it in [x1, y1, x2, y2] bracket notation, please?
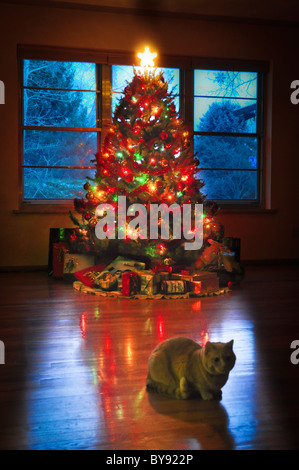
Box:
[74, 263, 107, 287]
[191, 271, 219, 294]
[52, 243, 69, 279]
[187, 280, 202, 294]
[152, 264, 173, 274]
[122, 271, 140, 297]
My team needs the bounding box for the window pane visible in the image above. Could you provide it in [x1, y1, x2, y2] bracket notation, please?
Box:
[194, 135, 258, 169]
[194, 97, 257, 133]
[194, 70, 257, 98]
[24, 167, 96, 199]
[111, 65, 180, 113]
[23, 60, 96, 90]
[24, 89, 97, 127]
[24, 130, 97, 167]
[199, 169, 258, 200]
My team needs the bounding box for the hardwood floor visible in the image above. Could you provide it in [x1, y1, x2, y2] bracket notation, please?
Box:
[0, 265, 298, 450]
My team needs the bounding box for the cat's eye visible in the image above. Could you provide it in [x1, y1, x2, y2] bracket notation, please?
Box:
[214, 357, 220, 362]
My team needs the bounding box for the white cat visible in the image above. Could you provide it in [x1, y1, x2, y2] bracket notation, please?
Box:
[146, 337, 235, 400]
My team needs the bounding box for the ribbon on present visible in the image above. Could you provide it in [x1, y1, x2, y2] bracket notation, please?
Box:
[64, 256, 78, 273]
[56, 246, 68, 262]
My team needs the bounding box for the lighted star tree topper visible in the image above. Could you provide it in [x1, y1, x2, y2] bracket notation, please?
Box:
[137, 46, 157, 67]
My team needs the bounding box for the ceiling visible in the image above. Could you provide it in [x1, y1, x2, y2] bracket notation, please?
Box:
[2, 0, 299, 23]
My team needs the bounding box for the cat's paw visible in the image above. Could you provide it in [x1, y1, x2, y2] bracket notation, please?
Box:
[179, 377, 190, 399]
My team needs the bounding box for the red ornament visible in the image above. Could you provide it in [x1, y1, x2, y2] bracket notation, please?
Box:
[84, 212, 91, 220]
[70, 232, 77, 242]
[160, 131, 168, 140]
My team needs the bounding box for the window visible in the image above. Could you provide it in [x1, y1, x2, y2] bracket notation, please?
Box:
[22, 59, 100, 200]
[193, 69, 263, 204]
[19, 50, 266, 207]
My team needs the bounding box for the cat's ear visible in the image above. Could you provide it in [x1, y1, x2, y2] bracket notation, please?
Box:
[226, 340, 234, 349]
[205, 341, 214, 354]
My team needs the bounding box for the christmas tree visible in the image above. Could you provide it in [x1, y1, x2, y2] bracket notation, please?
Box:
[70, 48, 223, 267]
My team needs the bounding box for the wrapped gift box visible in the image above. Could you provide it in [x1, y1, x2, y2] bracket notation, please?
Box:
[52, 242, 69, 279]
[63, 253, 95, 283]
[191, 271, 219, 294]
[122, 271, 141, 297]
[74, 263, 107, 287]
[187, 280, 203, 294]
[224, 237, 241, 262]
[95, 271, 120, 291]
[92, 256, 145, 292]
[161, 280, 187, 295]
[48, 228, 73, 275]
[135, 270, 159, 295]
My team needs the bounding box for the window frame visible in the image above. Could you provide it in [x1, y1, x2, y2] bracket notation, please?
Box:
[17, 45, 269, 211]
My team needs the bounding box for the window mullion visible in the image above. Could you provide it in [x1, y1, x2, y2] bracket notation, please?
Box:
[101, 64, 112, 145]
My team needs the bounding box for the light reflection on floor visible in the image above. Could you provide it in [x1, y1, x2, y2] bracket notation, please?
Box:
[25, 293, 278, 450]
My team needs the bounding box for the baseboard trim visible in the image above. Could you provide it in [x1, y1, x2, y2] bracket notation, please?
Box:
[0, 265, 48, 272]
[242, 258, 299, 266]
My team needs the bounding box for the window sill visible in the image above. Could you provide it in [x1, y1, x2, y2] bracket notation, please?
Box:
[13, 203, 277, 215]
[218, 208, 277, 214]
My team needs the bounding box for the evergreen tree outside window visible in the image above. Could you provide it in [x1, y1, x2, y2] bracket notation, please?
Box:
[193, 69, 262, 203]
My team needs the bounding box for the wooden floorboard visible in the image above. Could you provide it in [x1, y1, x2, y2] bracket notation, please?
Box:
[0, 265, 298, 450]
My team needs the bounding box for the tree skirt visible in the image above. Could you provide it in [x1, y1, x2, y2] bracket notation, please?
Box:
[73, 280, 229, 300]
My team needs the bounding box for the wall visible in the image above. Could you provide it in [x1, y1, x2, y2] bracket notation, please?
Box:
[0, 2, 298, 267]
